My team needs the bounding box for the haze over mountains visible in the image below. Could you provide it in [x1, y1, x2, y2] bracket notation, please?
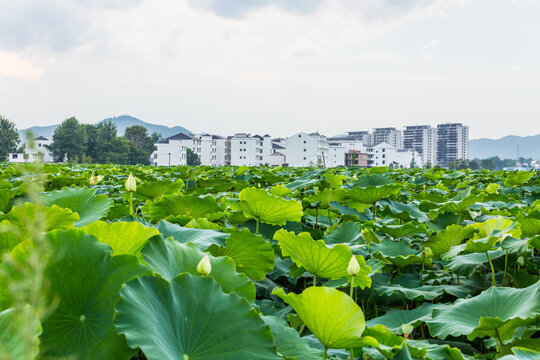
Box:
[18, 115, 191, 140]
[18, 116, 540, 160]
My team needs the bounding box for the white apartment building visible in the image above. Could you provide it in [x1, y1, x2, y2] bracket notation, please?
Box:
[369, 128, 403, 149]
[285, 132, 329, 167]
[193, 133, 227, 166]
[8, 136, 54, 163]
[229, 133, 273, 166]
[267, 142, 287, 167]
[153, 133, 191, 166]
[327, 135, 367, 167]
[403, 125, 437, 166]
[366, 142, 423, 168]
[436, 123, 469, 167]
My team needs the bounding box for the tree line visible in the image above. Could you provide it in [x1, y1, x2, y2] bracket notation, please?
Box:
[1, 115, 161, 165]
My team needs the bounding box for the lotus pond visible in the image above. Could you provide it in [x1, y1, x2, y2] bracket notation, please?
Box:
[0, 163, 539, 360]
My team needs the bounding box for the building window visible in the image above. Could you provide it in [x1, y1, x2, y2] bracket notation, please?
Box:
[12, 154, 18, 159]
[303, 140, 306, 144]
[303, 157, 306, 160]
[298, 135, 301, 138]
[304, 149, 306, 152]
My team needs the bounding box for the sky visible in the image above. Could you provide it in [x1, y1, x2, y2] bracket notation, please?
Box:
[1, 0, 539, 140]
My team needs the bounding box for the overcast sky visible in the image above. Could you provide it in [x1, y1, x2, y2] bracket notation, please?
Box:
[1, 0, 539, 140]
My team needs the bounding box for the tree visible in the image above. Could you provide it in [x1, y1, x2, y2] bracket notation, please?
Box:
[0, 116, 20, 161]
[48, 117, 86, 162]
[150, 132, 163, 144]
[480, 158, 495, 170]
[186, 148, 201, 166]
[124, 125, 154, 165]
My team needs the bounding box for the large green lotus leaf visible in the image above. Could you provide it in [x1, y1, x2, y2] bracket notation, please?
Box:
[135, 179, 182, 200]
[499, 347, 540, 360]
[284, 169, 325, 191]
[42, 187, 112, 227]
[376, 223, 425, 239]
[149, 194, 222, 223]
[0, 220, 21, 256]
[380, 199, 430, 223]
[377, 283, 469, 301]
[1, 203, 78, 234]
[40, 229, 148, 360]
[354, 174, 394, 186]
[269, 184, 293, 197]
[471, 217, 519, 239]
[114, 274, 279, 360]
[273, 286, 365, 349]
[324, 221, 363, 245]
[185, 217, 221, 229]
[229, 188, 303, 226]
[366, 302, 446, 334]
[348, 184, 401, 205]
[329, 201, 371, 221]
[0, 305, 41, 360]
[275, 229, 371, 285]
[141, 236, 255, 303]
[464, 236, 500, 253]
[353, 324, 406, 358]
[445, 248, 506, 275]
[154, 220, 229, 250]
[371, 238, 433, 267]
[518, 214, 540, 238]
[406, 340, 471, 360]
[261, 315, 323, 360]
[428, 282, 540, 341]
[82, 220, 160, 256]
[421, 224, 477, 258]
[433, 189, 484, 215]
[207, 228, 275, 281]
[305, 188, 348, 208]
[504, 171, 533, 187]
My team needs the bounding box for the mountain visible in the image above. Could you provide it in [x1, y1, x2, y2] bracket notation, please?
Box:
[18, 115, 191, 140]
[469, 134, 540, 160]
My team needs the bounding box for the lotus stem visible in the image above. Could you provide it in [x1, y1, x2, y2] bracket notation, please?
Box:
[372, 203, 376, 221]
[323, 346, 328, 360]
[502, 251, 508, 286]
[256, 218, 259, 234]
[494, 328, 503, 352]
[299, 324, 306, 336]
[327, 209, 333, 226]
[313, 275, 317, 286]
[129, 192, 133, 216]
[485, 251, 496, 287]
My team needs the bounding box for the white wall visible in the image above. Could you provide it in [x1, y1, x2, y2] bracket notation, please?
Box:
[286, 133, 329, 167]
[155, 141, 187, 166]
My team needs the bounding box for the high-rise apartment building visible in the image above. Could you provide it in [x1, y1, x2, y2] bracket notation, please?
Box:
[370, 128, 403, 149]
[436, 123, 469, 167]
[403, 125, 437, 166]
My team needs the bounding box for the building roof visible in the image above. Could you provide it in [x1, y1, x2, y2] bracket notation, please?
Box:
[212, 135, 224, 140]
[35, 136, 50, 141]
[272, 143, 285, 150]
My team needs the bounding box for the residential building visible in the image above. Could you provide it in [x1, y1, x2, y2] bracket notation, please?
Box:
[345, 150, 368, 167]
[366, 142, 423, 168]
[285, 132, 329, 167]
[327, 134, 367, 167]
[436, 123, 469, 167]
[8, 136, 54, 163]
[268, 141, 287, 167]
[229, 133, 272, 166]
[193, 133, 226, 166]
[403, 125, 437, 166]
[369, 128, 403, 149]
[153, 132, 204, 166]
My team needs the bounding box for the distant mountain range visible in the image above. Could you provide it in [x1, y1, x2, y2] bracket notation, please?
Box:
[469, 135, 540, 160]
[18, 115, 191, 140]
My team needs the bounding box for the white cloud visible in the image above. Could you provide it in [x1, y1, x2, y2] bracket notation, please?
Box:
[0, 51, 47, 81]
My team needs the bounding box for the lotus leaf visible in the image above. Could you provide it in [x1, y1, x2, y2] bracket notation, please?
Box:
[0, 305, 41, 360]
[42, 187, 112, 226]
[149, 194, 222, 224]
[141, 236, 255, 303]
[114, 274, 278, 360]
[229, 187, 303, 226]
[273, 286, 366, 349]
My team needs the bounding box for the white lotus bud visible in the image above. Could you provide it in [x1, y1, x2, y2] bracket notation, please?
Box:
[125, 173, 137, 192]
[197, 254, 212, 275]
[347, 255, 360, 276]
[96, 175, 104, 182]
[402, 324, 414, 336]
[517, 256, 524, 266]
[89, 176, 96, 186]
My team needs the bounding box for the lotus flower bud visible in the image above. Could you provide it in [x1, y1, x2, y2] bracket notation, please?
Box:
[517, 256, 524, 266]
[197, 254, 212, 275]
[89, 176, 96, 186]
[96, 175, 104, 183]
[402, 324, 414, 337]
[347, 255, 360, 276]
[125, 173, 137, 192]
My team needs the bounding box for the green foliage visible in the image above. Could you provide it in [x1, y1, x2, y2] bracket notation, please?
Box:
[0, 115, 20, 161]
[48, 117, 87, 162]
[1, 164, 539, 359]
